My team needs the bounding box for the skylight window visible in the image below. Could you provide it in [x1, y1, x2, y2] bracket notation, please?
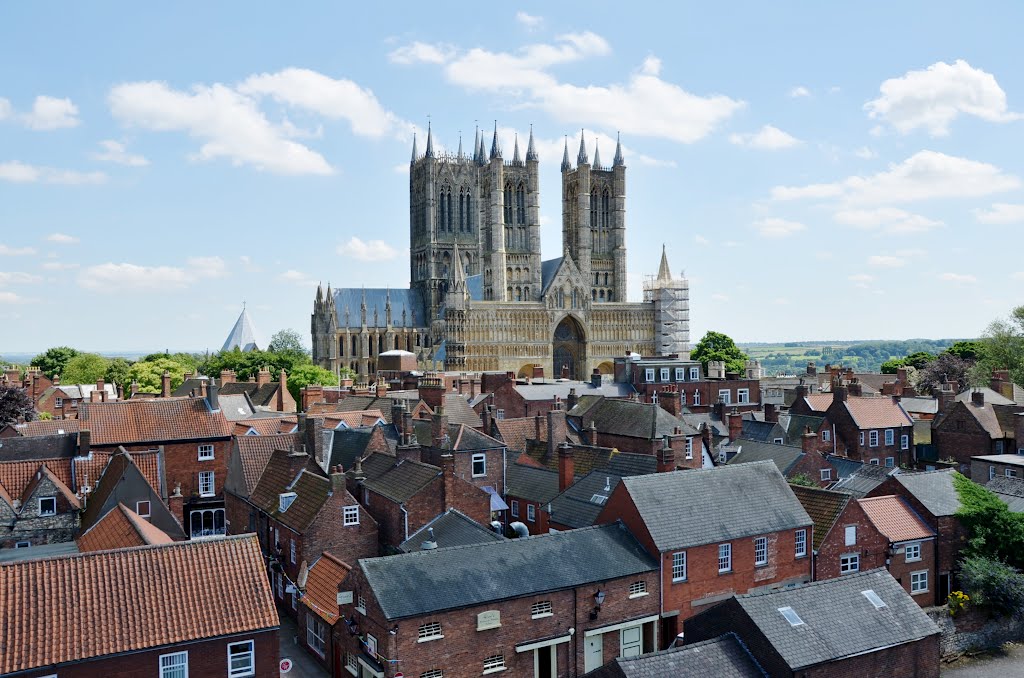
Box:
[778, 606, 804, 627]
[590, 494, 609, 505]
[861, 590, 887, 609]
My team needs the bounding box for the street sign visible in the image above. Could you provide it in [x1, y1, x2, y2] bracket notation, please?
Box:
[280, 658, 293, 673]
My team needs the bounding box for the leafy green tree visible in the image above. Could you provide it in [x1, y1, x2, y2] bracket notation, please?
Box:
[959, 556, 1024, 618]
[880, 358, 906, 374]
[105, 358, 133, 388]
[61, 353, 111, 385]
[904, 351, 936, 369]
[286, 364, 339, 408]
[979, 305, 1024, 387]
[945, 341, 984, 362]
[30, 346, 79, 380]
[953, 472, 1024, 569]
[128, 356, 194, 393]
[916, 353, 971, 394]
[691, 331, 749, 375]
[269, 329, 307, 355]
[788, 473, 816, 487]
[0, 384, 35, 425]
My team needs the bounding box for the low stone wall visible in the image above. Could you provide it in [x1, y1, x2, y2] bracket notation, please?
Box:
[926, 605, 1024, 658]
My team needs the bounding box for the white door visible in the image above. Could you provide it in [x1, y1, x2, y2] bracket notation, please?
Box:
[620, 626, 642, 658]
[584, 635, 604, 672]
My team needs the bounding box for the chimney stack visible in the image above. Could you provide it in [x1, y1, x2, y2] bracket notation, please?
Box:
[567, 387, 578, 412]
[557, 443, 574, 493]
[431, 406, 449, 448]
[832, 382, 848, 403]
[534, 413, 543, 441]
[657, 436, 675, 473]
[795, 378, 807, 402]
[278, 370, 288, 411]
[206, 377, 220, 411]
[764, 403, 778, 423]
[161, 371, 171, 398]
[590, 369, 602, 389]
[658, 386, 682, 418]
[701, 421, 713, 456]
[168, 483, 184, 523]
[547, 407, 567, 459]
[589, 421, 598, 447]
[130, 380, 139, 397]
[330, 466, 346, 492]
[441, 454, 456, 509]
[375, 377, 387, 398]
[801, 426, 817, 455]
[847, 379, 862, 397]
[971, 389, 985, 407]
[220, 369, 236, 385]
[728, 408, 743, 443]
[77, 429, 91, 457]
[303, 414, 324, 464]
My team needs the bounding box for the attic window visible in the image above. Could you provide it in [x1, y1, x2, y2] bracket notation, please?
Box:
[279, 492, 297, 513]
[861, 590, 887, 609]
[778, 606, 804, 627]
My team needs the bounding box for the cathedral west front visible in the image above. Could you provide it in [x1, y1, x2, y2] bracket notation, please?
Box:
[312, 124, 690, 380]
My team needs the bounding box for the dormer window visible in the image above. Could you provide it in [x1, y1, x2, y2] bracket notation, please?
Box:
[279, 492, 297, 513]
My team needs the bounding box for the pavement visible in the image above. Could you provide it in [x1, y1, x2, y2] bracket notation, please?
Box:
[278, 613, 331, 678]
[941, 644, 1024, 676]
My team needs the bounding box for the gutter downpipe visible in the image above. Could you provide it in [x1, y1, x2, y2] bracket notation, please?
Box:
[401, 504, 409, 541]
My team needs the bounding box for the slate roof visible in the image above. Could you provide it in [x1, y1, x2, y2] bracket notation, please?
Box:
[360, 522, 657, 620]
[221, 307, 259, 352]
[79, 448, 168, 531]
[230, 432, 301, 496]
[218, 393, 257, 420]
[569, 397, 697, 439]
[790, 485, 851, 550]
[0, 535, 277, 674]
[505, 462, 561, 504]
[516, 381, 634, 403]
[892, 469, 962, 517]
[361, 459, 440, 504]
[727, 441, 805, 476]
[303, 553, 351, 623]
[523, 445, 656, 478]
[618, 462, 812, 552]
[220, 381, 281, 408]
[740, 419, 780, 443]
[78, 397, 232, 444]
[411, 421, 504, 451]
[39, 383, 117, 403]
[858, 495, 936, 543]
[332, 287, 423, 328]
[824, 454, 862, 479]
[249, 450, 330, 532]
[985, 476, 1024, 512]
[830, 463, 894, 498]
[325, 427, 379, 472]
[955, 387, 1016, 406]
[780, 414, 825, 442]
[730, 569, 939, 670]
[398, 508, 506, 552]
[76, 503, 174, 552]
[547, 470, 624, 529]
[584, 633, 766, 678]
[540, 256, 563, 294]
[900, 396, 939, 416]
[332, 396, 417, 423]
[493, 416, 582, 453]
[0, 432, 77, 459]
[440, 392, 483, 427]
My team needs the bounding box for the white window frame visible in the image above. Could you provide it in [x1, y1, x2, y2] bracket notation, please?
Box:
[795, 529, 807, 558]
[990, 465, 997, 481]
[38, 496, 57, 516]
[417, 621, 443, 642]
[290, 538, 296, 564]
[737, 388, 750, 404]
[227, 640, 255, 678]
[685, 437, 693, 460]
[644, 368, 655, 382]
[718, 543, 732, 573]
[774, 437, 784, 444]
[820, 468, 831, 481]
[885, 457, 895, 468]
[276, 572, 283, 599]
[14, 541, 30, 549]
[306, 615, 327, 658]
[689, 367, 700, 380]
[495, 408, 505, 420]
[198, 470, 215, 497]
[822, 429, 831, 442]
[54, 396, 63, 408]
[905, 542, 922, 562]
[870, 458, 880, 466]
[628, 580, 648, 597]
[136, 500, 151, 517]
[531, 600, 553, 619]
[901, 434, 910, 450]
[693, 390, 701, 406]
[198, 444, 215, 461]
[869, 430, 879, 447]
[365, 633, 378, 658]
[1008, 469, 1018, 478]
[345, 653, 359, 676]
[343, 505, 360, 526]
[675, 368, 685, 381]
[845, 525, 857, 546]
[754, 536, 768, 566]
[672, 551, 687, 582]
[527, 503, 536, 522]
[356, 594, 366, 614]
[483, 655, 507, 674]
[840, 553, 860, 574]
[660, 368, 670, 382]
[510, 499, 519, 518]
[885, 429, 895, 446]
[471, 453, 487, 478]
[159, 650, 189, 678]
[420, 671, 443, 678]
[859, 431, 865, 446]
[718, 389, 731, 405]
[911, 570, 928, 594]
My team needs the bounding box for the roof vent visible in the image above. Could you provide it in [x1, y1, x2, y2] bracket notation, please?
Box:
[778, 606, 804, 627]
[421, 527, 438, 550]
[861, 589, 887, 609]
[279, 492, 297, 513]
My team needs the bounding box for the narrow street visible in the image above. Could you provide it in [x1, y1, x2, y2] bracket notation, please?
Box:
[942, 644, 1024, 677]
[278, 614, 331, 678]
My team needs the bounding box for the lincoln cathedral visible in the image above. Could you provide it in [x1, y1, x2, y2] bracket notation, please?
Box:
[312, 124, 690, 380]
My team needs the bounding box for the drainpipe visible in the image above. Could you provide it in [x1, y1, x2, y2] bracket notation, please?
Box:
[659, 554, 665, 648]
[502, 446, 508, 527]
[400, 504, 409, 541]
[832, 423, 837, 455]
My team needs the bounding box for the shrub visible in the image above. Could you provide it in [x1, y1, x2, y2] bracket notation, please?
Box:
[959, 555, 1024, 618]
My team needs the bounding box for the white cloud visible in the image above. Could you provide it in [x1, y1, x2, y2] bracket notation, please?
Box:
[46, 233, 79, 244]
[975, 202, 1024, 224]
[238, 255, 262, 272]
[0, 272, 42, 285]
[848, 274, 874, 288]
[395, 33, 744, 143]
[337, 237, 400, 262]
[93, 139, 149, 166]
[0, 98, 11, 121]
[710, 293, 730, 302]
[833, 207, 942, 234]
[868, 255, 905, 268]
[865, 60, 1021, 136]
[238, 68, 406, 139]
[0, 161, 106, 185]
[22, 95, 80, 130]
[771, 150, 1020, 205]
[515, 11, 543, 29]
[0, 291, 27, 304]
[773, 297, 791, 305]
[729, 125, 801, 150]
[753, 217, 806, 238]
[1011, 272, 1024, 281]
[854, 146, 877, 159]
[939, 272, 977, 284]
[278, 269, 318, 286]
[186, 255, 228, 277]
[0, 244, 37, 256]
[109, 80, 333, 175]
[694, 235, 710, 246]
[789, 86, 811, 98]
[78, 256, 227, 292]
[387, 41, 455, 65]
[42, 261, 79, 270]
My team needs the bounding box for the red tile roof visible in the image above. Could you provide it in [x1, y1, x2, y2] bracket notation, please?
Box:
[78, 397, 232, 445]
[0, 535, 278, 673]
[234, 433, 302, 495]
[303, 552, 350, 623]
[843, 398, 913, 429]
[803, 394, 833, 413]
[77, 503, 173, 552]
[11, 418, 81, 437]
[235, 417, 293, 436]
[858, 495, 936, 543]
[22, 464, 80, 509]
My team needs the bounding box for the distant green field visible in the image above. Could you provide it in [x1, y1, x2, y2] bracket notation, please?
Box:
[738, 339, 966, 375]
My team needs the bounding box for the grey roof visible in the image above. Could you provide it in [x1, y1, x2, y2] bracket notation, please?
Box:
[681, 413, 728, 438]
[398, 508, 506, 553]
[830, 463, 894, 498]
[221, 307, 259, 352]
[892, 469, 961, 517]
[727, 441, 805, 476]
[985, 476, 1024, 513]
[332, 287, 425, 328]
[0, 434, 77, 460]
[547, 470, 623, 529]
[361, 458, 440, 503]
[619, 462, 812, 552]
[516, 381, 634, 402]
[731, 569, 939, 670]
[540, 257, 563, 294]
[955, 387, 1016, 406]
[569, 397, 697, 439]
[505, 462, 561, 504]
[899, 396, 939, 415]
[780, 413, 825, 442]
[326, 427, 378, 471]
[360, 522, 657, 620]
[48, 383, 118, 401]
[465, 273, 484, 301]
[219, 393, 256, 421]
[584, 633, 766, 678]
[974, 454, 1024, 466]
[824, 454, 862, 479]
[739, 419, 781, 443]
[0, 541, 79, 562]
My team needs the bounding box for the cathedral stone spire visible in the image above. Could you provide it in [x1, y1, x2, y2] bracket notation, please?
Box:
[512, 133, 521, 164]
[478, 134, 487, 166]
[657, 244, 672, 282]
[410, 133, 418, 162]
[561, 136, 571, 171]
[425, 122, 434, 158]
[490, 121, 502, 160]
[457, 132, 464, 159]
[316, 282, 323, 305]
[451, 242, 466, 286]
[526, 124, 538, 162]
[613, 131, 625, 166]
[593, 140, 602, 169]
[577, 130, 588, 165]
[472, 125, 480, 163]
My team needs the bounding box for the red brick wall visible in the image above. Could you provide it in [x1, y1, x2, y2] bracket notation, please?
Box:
[788, 451, 834, 486]
[25, 631, 279, 678]
[802, 634, 939, 678]
[116, 438, 231, 509]
[304, 486, 380, 565]
[814, 500, 888, 581]
[935, 405, 998, 475]
[887, 538, 937, 607]
[826, 400, 913, 466]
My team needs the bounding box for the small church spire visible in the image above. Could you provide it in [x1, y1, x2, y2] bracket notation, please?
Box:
[577, 129, 589, 165]
[593, 140, 602, 169]
[425, 121, 434, 158]
[472, 125, 480, 162]
[657, 244, 672, 282]
[478, 133, 487, 166]
[410, 132, 418, 162]
[526, 124, 538, 162]
[457, 132, 463, 159]
[613, 131, 625, 167]
[560, 136, 571, 172]
[451, 242, 466, 286]
[490, 120, 502, 160]
[512, 133, 521, 164]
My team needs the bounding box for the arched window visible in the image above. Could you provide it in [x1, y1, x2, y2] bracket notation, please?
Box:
[599, 289, 605, 301]
[516, 286, 522, 301]
[590, 190, 598, 228]
[602, 188, 610, 229]
[459, 191, 465, 232]
[516, 183, 526, 225]
[604, 272, 609, 286]
[436, 195, 444, 236]
[446, 189, 453, 232]
[608, 289, 613, 301]
[504, 184, 513, 225]
[351, 336, 357, 355]
[524, 286, 530, 298]
[466, 194, 472, 232]
[506, 286, 512, 300]
[592, 289, 597, 301]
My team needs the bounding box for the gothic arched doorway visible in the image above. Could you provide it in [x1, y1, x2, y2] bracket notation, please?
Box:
[552, 315, 586, 380]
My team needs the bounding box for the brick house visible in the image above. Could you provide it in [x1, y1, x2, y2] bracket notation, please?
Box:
[582, 632, 764, 677]
[0, 535, 279, 678]
[35, 379, 119, 418]
[790, 484, 852, 581]
[726, 435, 835, 487]
[337, 523, 660, 678]
[566, 396, 702, 463]
[297, 552, 351, 673]
[248, 449, 379, 615]
[224, 430, 301, 535]
[505, 461, 563, 534]
[932, 391, 1023, 477]
[867, 469, 965, 605]
[474, 369, 633, 420]
[972, 454, 1024, 484]
[790, 384, 914, 466]
[612, 354, 762, 415]
[683, 569, 940, 677]
[858, 495, 938, 606]
[397, 507, 506, 552]
[596, 461, 813, 645]
[217, 367, 296, 412]
[415, 409, 509, 497]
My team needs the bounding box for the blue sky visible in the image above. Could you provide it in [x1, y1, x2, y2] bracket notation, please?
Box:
[2, 2, 1023, 353]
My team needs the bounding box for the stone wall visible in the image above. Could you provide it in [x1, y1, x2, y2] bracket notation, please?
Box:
[927, 605, 1024, 658]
